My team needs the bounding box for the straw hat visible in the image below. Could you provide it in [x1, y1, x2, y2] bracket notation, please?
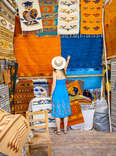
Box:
[52, 56, 66, 70]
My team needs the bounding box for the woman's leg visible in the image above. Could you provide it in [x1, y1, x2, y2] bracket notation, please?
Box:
[55, 118, 61, 132]
[64, 117, 68, 133]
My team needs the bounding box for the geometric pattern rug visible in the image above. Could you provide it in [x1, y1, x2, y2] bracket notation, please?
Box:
[0, 0, 16, 60]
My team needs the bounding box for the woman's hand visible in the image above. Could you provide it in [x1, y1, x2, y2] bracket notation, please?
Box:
[64, 56, 71, 71]
[67, 56, 71, 60]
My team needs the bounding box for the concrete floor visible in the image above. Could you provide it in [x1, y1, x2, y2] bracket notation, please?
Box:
[31, 129, 116, 156]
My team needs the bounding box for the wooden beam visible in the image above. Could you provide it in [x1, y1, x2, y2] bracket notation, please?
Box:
[107, 55, 116, 60]
[19, 74, 104, 79]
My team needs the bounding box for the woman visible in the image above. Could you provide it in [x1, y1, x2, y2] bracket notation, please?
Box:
[51, 56, 71, 135]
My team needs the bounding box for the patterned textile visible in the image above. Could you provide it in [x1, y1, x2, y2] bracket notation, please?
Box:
[0, 107, 8, 113]
[14, 35, 61, 77]
[0, 84, 10, 113]
[0, 60, 18, 113]
[0, 113, 30, 156]
[0, 71, 4, 84]
[0, 0, 15, 24]
[104, 0, 116, 58]
[33, 79, 49, 97]
[0, 0, 16, 60]
[8, 61, 18, 114]
[61, 100, 84, 128]
[36, 0, 58, 36]
[111, 60, 116, 128]
[0, 59, 8, 71]
[67, 80, 92, 104]
[68, 79, 84, 92]
[14, 80, 34, 115]
[0, 59, 6, 84]
[61, 36, 103, 69]
[0, 16, 14, 32]
[103, 64, 111, 102]
[3, 70, 11, 84]
[70, 95, 92, 104]
[67, 80, 82, 96]
[17, 0, 42, 31]
[80, 0, 103, 35]
[28, 97, 56, 127]
[58, 0, 79, 35]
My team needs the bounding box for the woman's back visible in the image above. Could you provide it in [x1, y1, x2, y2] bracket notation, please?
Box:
[55, 69, 66, 80]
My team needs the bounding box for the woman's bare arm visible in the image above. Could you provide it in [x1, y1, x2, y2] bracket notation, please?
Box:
[51, 71, 56, 96]
[64, 56, 71, 72]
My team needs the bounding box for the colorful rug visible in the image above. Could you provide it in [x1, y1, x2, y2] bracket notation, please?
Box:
[0, 84, 10, 113]
[36, 0, 58, 36]
[70, 95, 92, 104]
[0, 113, 29, 156]
[33, 79, 49, 97]
[14, 35, 61, 77]
[14, 80, 34, 116]
[29, 97, 56, 127]
[0, 0, 16, 60]
[0, 0, 15, 25]
[67, 80, 82, 97]
[61, 100, 84, 128]
[8, 61, 18, 114]
[0, 60, 18, 113]
[80, 0, 103, 35]
[104, 0, 116, 58]
[61, 36, 103, 69]
[58, 0, 79, 35]
[0, 16, 15, 33]
[18, 0, 42, 31]
[68, 79, 84, 92]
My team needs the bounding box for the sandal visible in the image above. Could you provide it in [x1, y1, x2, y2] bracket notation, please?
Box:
[54, 130, 61, 135]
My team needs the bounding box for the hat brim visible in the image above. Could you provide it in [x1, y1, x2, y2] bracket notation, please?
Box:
[52, 56, 66, 70]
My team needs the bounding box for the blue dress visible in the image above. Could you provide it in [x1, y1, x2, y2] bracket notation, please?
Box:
[51, 79, 71, 118]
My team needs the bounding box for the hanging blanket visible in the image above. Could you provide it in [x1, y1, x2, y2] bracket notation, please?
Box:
[0, 113, 30, 156]
[58, 0, 79, 35]
[80, 0, 103, 35]
[61, 36, 103, 69]
[14, 35, 61, 77]
[36, 0, 58, 36]
[0, 84, 10, 113]
[14, 80, 34, 115]
[0, 0, 16, 60]
[104, 0, 116, 58]
[17, 0, 42, 31]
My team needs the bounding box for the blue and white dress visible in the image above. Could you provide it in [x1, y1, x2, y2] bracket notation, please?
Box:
[51, 79, 71, 118]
